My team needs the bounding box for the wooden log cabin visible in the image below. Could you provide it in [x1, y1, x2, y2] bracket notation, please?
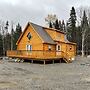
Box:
[7, 22, 76, 64]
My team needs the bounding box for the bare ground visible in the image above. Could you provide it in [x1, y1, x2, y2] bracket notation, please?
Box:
[0, 56, 90, 90]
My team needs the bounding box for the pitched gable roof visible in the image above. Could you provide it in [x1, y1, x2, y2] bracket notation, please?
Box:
[30, 22, 56, 44]
[16, 22, 56, 45]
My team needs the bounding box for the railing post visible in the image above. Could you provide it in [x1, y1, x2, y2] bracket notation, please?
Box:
[31, 60, 33, 63]
[44, 60, 45, 65]
[60, 60, 61, 63]
[53, 60, 54, 64]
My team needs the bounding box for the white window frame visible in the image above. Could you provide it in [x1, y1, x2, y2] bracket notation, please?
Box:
[26, 45, 32, 51]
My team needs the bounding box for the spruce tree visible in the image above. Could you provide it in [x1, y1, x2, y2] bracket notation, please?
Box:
[13, 23, 22, 50]
[59, 20, 62, 30]
[54, 19, 59, 29]
[81, 10, 89, 55]
[4, 33, 11, 52]
[5, 21, 9, 34]
[49, 21, 53, 28]
[11, 26, 14, 50]
[62, 20, 66, 32]
[0, 34, 3, 56]
[67, 7, 77, 42]
[81, 10, 88, 28]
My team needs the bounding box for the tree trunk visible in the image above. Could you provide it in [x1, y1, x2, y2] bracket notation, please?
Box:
[82, 33, 84, 57]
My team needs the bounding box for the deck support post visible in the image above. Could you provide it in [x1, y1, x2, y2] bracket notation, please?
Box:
[31, 60, 33, 63]
[53, 60, 54, 64]
[60, 60, 61, 63]
[44, 60, 45, 65]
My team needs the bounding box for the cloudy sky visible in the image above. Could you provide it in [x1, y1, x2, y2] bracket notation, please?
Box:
[0, 0, 90, 29]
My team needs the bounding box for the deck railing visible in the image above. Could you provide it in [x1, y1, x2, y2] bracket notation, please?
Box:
[7, 50, 64, 59]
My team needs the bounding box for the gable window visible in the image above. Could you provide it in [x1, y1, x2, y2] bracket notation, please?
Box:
[48, 45, 51, 50]
[27, 32, 32, 40]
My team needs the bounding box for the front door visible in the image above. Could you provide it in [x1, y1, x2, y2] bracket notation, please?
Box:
[56, 45, 61, 56]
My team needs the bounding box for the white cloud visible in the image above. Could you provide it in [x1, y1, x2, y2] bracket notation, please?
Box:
[0, 0, 90, 29]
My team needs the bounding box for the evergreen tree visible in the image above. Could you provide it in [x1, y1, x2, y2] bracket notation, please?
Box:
[0, 34, 3, 56]
[11, 26, 14, 50]
[49, 21, 53, 28]
[59, 20, 62, 30]
[3, 20, 9, 55]
[81, 10, 89, 55]
[5, 21, 9, 29]
[13, 23, 22, 50]
[5, 21, 9, 34]
[81, 10, 88, 28]
[54, 19, 59, 29]
[67, 7, 77, 43]
[62, 20, 66, 32]
[4, 33, 11, 54]
[76, 26, 82, 55]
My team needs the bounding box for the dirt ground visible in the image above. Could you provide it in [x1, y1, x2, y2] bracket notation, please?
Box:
[0, 56, 90, 90]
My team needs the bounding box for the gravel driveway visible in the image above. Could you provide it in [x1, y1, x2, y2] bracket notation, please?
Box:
[0, 56, 90, 90]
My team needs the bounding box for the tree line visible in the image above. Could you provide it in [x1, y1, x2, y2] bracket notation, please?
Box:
[0, 21, 22, 56]
[45, 6, 90, 56]
[0, 6, 90, 57]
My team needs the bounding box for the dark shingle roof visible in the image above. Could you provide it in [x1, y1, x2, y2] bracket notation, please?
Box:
[30, 22, 56, 44]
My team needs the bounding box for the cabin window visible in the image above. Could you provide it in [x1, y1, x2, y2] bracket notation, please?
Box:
[27, 32, 32, 40]
[70, 46, 72, 50]
[56, 45, 61, 51]
[58, 45, 60, 51]
[48, 45, 51, 50]
[26, 45, 32, 51]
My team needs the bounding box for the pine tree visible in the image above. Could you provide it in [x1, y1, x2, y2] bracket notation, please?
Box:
[81, 10, 89, 56]
[13, 23, 22, 50]
[5, 21, 9, 34]
[49, 21, 53, 28]
[4, 33, 11, 53]
[76, 26, 82, 55]
[62, 20, 66, 32]
[81, 10, 88, 28]
[0, 34, 3, 56]
[11, 25, 14, 50]
[67, 7, 77, 42]
[59, 20, 62, 30]
[4, 21, 9, 55]
[54, 19, 59, 29]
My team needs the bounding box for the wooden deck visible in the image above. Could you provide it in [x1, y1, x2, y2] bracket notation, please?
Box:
[7, 50, 72, 63]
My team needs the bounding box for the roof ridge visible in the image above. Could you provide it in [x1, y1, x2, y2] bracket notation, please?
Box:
[29, 22, 65, 34]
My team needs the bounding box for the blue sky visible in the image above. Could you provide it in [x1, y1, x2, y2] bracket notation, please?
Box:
[0, 0, 90, 28]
